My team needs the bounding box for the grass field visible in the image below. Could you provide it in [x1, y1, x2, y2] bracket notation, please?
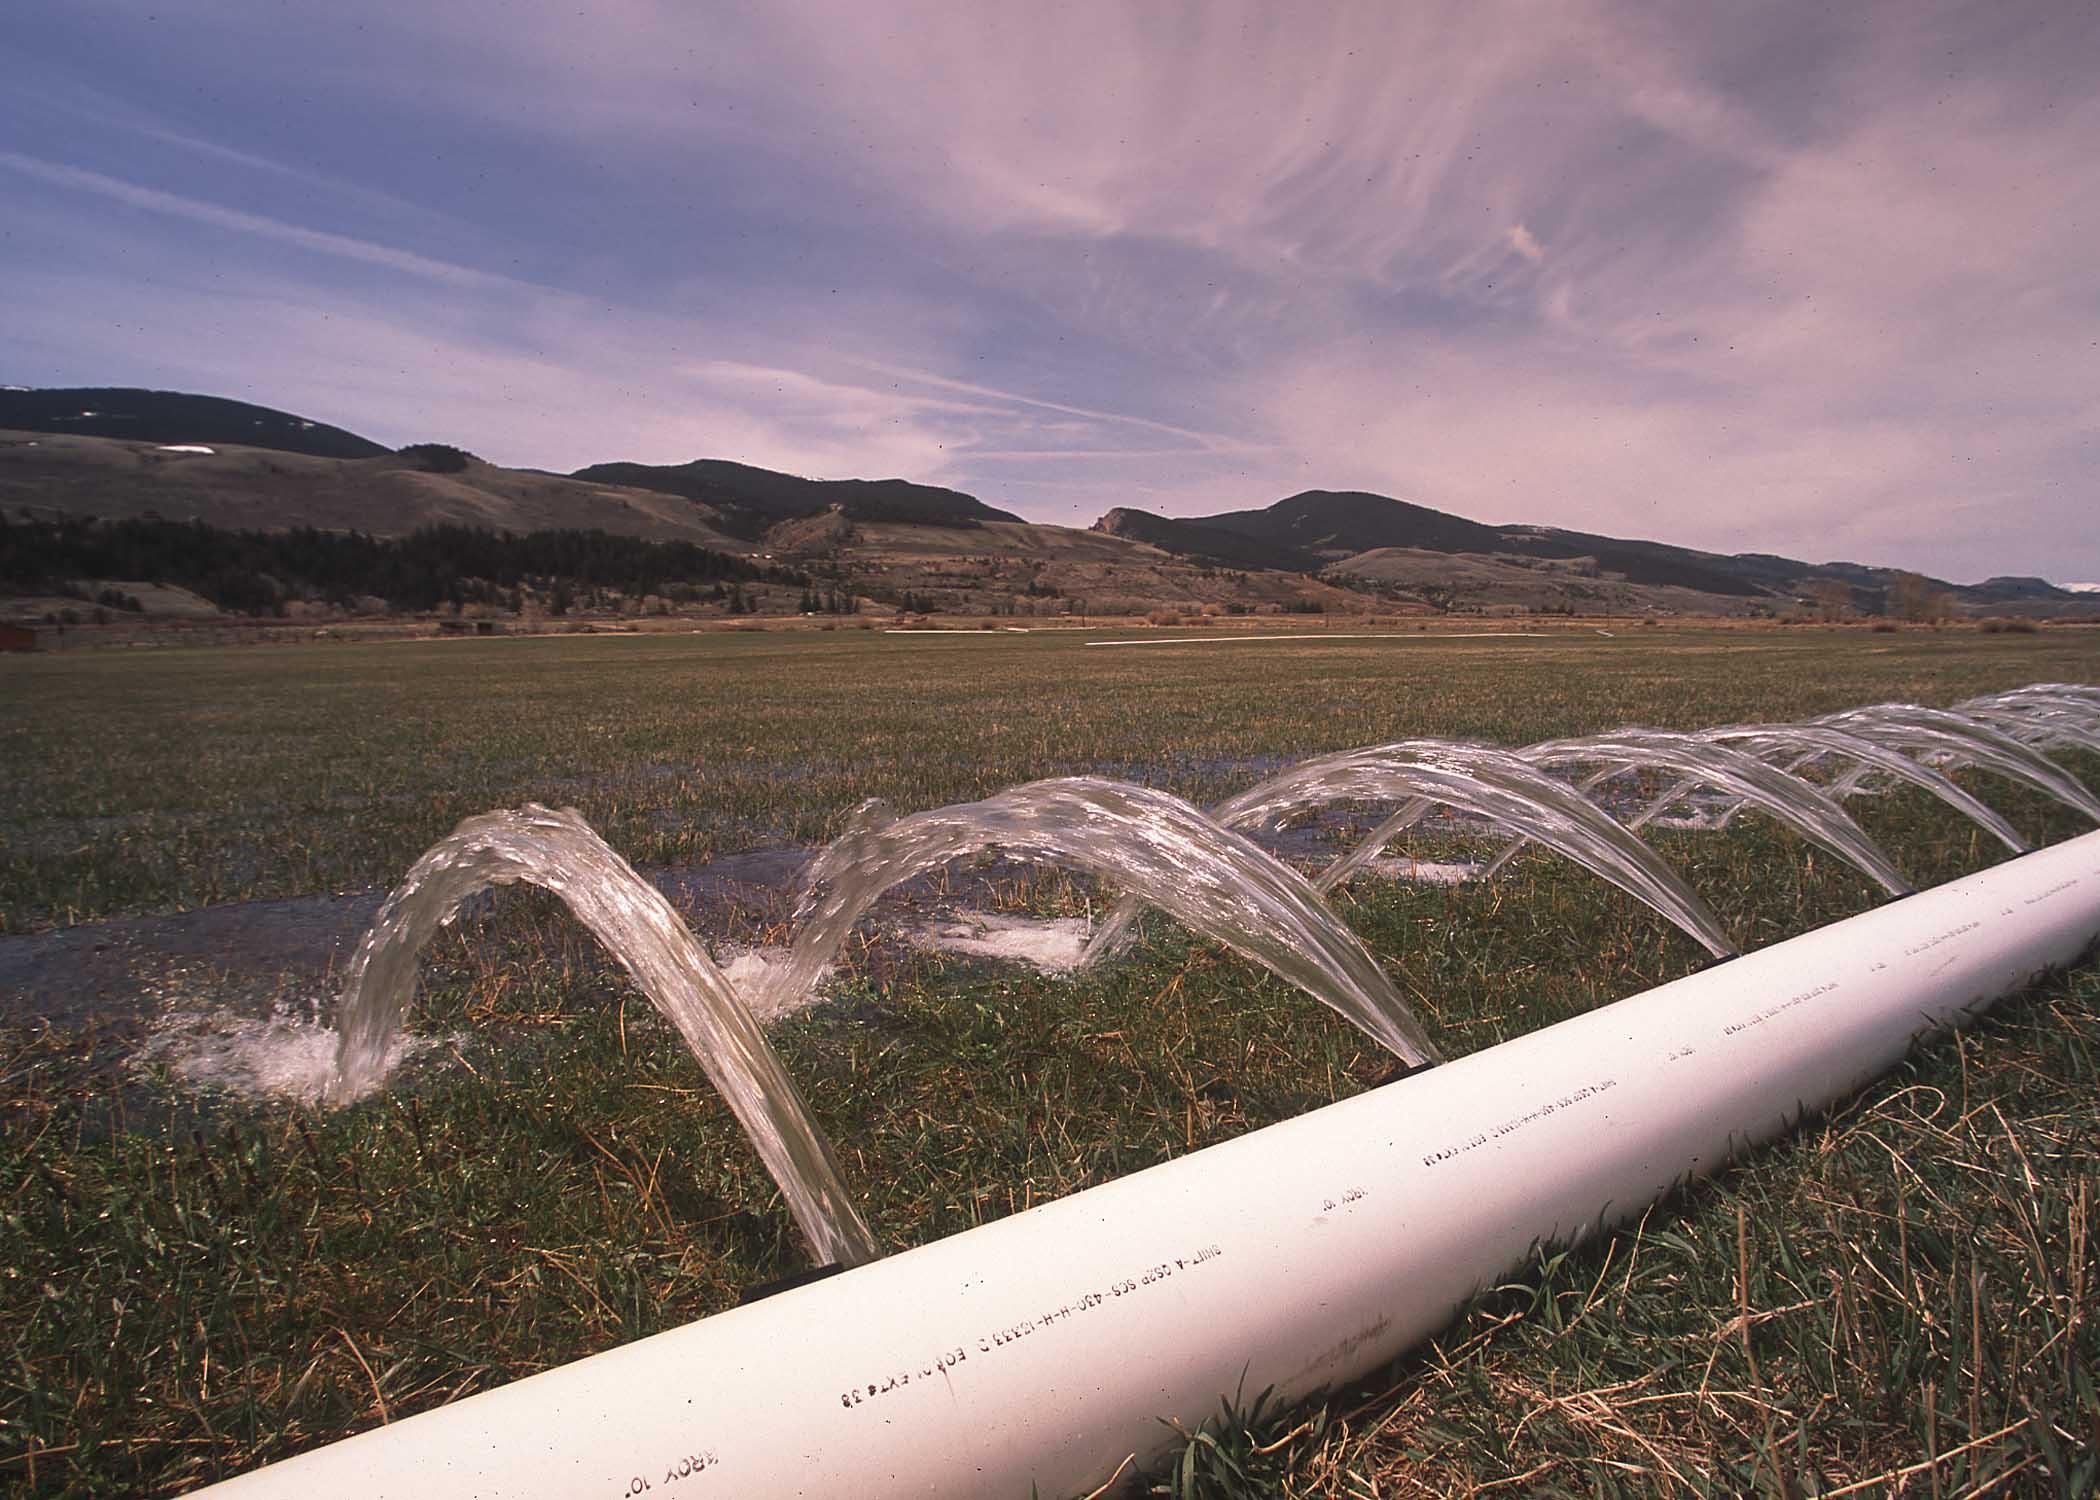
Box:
[3, 624, 2098, 1495]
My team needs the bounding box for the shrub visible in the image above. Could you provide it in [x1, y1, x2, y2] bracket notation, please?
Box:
[396, 443, 475, 473]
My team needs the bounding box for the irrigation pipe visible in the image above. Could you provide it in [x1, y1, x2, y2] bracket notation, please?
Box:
[194, 829, 2100, 1499]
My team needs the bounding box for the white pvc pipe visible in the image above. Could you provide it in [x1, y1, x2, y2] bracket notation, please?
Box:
[194, 831, 2100, 1500]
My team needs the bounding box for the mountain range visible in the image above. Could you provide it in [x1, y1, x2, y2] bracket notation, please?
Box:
[1, 385, 2083, 619]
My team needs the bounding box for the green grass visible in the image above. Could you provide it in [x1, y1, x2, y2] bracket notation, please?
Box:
[6, 625, 2100, 931]
[2, 624, 2098, 1495]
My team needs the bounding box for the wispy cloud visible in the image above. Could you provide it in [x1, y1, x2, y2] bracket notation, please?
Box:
[0, 150, 525, 293]
[844, 358, 1268, 455]
[8, 76, 461, 231]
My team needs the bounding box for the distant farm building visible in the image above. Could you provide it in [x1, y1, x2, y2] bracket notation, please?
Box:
[0, 623, 36, 652]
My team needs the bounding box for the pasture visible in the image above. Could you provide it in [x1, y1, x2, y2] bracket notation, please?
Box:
[3, 624, 2098, 1495]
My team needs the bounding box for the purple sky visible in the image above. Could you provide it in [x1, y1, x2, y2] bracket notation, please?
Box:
[4, 1, 2096, 582]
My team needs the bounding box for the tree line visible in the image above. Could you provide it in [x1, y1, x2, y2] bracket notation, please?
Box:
[0, 514, 810, 615]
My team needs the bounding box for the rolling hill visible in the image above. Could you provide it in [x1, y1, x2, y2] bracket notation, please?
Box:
[1091, 507, 1320, 574]
[1103, 490, 2081, 616]
[572, 458, 1023, 536]
[0, 431, 742, 547]
[3, 384, 2083, 621]
[0, 387, 389, 459]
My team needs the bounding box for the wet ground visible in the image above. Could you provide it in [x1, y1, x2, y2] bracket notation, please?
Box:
[0, 845, 825, 1120]
[0, 798, 1518, 1124]
[0, 846, 837, 1022]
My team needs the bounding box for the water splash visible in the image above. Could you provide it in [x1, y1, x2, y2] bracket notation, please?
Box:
[908, 914, 1095, 973]
[1522, 730, 1913, 897]
[778, 778, 1441, 1067]
[140, 999, 452, 1105]
[711, 945, 834, 1021]
[1350, 856, 1486, 885]
[325, 804, 881, 1267]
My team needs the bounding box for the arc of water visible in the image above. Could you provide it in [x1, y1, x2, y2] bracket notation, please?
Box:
[1598, 699, 2097, 844]
[1520, 731, 1914, 897]
[1965, 683, 2100, 717]
[1081, 742, 1735, 965]
[1961, 706, 2100, 755]
[779, 777, 1442, 1067]
[1969, 684, 2100, 713]
[1817, 704, 2100, 823]
[1979, 693, 2100, 748]
[1253, 745, 1733, 955]
[1501, 741, 1844, 867]
[1691, 725, 2031, 853]
[1968, 683, 2100, 716]
[1954, 692, 2100, 755]
[326, 805, 882, 1268]
[1458, 758, 1669, 879]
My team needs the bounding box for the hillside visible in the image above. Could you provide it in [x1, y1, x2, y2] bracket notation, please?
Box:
[0, 431, 741, 547]
[1115, 490, 2081, 616]
[788, 517, 1360, 617]
[572, 458, 1023, 536]
[0, 387, 389, 459]
[1091, 507, 1320, 574]
[1190, 491, 1761, 597]
[4, 385, 2084, 623]
[1327, 547, 1768, 617]
[1202, 489, 1509, 559]
[0, 428, 1355, 622]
